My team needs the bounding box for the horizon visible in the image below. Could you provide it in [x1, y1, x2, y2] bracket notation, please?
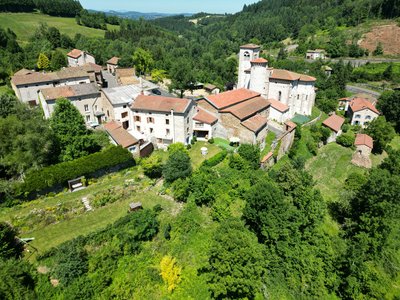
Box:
[79, 0, 257, 14]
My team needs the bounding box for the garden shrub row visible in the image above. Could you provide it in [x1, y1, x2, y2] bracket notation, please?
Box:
[15, 146, 135, 198]
[201, 150, 227, 168]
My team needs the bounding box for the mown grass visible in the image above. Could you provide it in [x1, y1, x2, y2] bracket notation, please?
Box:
[261, 131, 276, 157]
[0, 12, 119, 43]
[189, 141, 222, 168]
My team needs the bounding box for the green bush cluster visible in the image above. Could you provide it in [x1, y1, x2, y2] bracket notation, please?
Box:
[16, 146, 134, 198]
[201, 150, 227, 168]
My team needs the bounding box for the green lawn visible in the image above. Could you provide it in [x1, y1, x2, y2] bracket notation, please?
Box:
[0, 12, 119, 43]
[306, 143, 366, 202]
[390, 135, 400, 151]
[261, 131, 276, 157]
[189, 141, 222, 168]
[213, 137, 236, 151]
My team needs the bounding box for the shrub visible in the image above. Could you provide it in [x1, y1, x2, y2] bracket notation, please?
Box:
[208, 137, 215, 144]
[238, 144, 260, 170]
[163, 150, 192, 183]
[16, 146, 134, 198]
[201, 150, 227, 168]
[336, 133, 355, 147]
[141, 154, 163, 179]
[191, 136, 197, 145]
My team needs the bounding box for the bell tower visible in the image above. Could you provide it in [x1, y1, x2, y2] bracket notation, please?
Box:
[238, 44, 260, 89]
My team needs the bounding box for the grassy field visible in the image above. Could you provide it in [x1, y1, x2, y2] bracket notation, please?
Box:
[189, 141, 222, 168]
[0, 12, 119, 43]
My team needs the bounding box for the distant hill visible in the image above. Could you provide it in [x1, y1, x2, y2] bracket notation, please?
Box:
[89, 10, 193, 20]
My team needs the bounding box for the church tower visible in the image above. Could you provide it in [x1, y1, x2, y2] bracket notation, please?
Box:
[249, 58, 269, 97]
[238, 44, 260, 89]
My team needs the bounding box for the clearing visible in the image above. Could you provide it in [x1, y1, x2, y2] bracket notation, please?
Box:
[0, 12, 119, 43]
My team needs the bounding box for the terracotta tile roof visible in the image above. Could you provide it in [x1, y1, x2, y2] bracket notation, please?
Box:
[104, 121, 138, 148]
[240, 44, 260, 49]
[322, 114, 345, 133]
[251, 58, 268, 64]
[193, 108, 218, 125]
[40, 83, 99, 101]
[339, 97, 351, 101]
[11, 72, 56, 86]
[14, 68, 33, 76]
[261, 151, 273, 163]
[67, 49, 83, 58]
[131, 95, 192, 114]
[206, 88, 261, 109]
[107, 56, 120, 65]
[285, 121, 297, 130]
[349, 97, 379, 114]
[220, 96, 269, 120]
[270, 69, 316, 82]
[355, 133, 373, 149]
[204, 83, 217, 91]
[268, 98, 289, 112]
[241, 114, 268, 133]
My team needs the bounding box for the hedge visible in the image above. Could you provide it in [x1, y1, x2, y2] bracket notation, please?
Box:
[201, 150, 227, 168]
[16, 146, 135, 197]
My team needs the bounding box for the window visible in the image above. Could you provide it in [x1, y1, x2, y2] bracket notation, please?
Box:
[166, 119, 170, 125]
[107, 110, 110, 117]
[166, 129, 170, 135]
[95, 105, 97, 111]
[243, 51, 250, 61]
[354, 121, 360, 125]
[121, 112, 128, 118]
[157, 138, 163, 143]
[278, 91, 282, 101]
[365, 115, 371, 120]
[135, 116, 141, 122]
[123, 105, 127, 108]
[84, 105, 89, 112]
[355, 114, 361, 119]
[136, 126, 141, 131]
[150, 128, 154, 133]
[128, 146, 136, 153]
[86, 115, 90, 122]
[195, 122, 204, 128]
[187, 118, 189, 124]
[364, 122, 369, 126]
[297, 95, 300, 100]
[147, 117, 154, 124]
[306, 95, 308, 100]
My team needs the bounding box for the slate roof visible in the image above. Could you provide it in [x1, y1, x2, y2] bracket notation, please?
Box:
[322, 114, 345, 133]
[132, 95, 192, 114]
[206, 88, 260, 109]
[193, 108, 218, 125]
[41, 83, 99, 101]
[241, 114, 268, 133]
[104, 121, 139, 148]
[355, 133, 373, 149]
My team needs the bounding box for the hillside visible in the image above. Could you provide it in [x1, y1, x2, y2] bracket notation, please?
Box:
[0, 12, 119, 43]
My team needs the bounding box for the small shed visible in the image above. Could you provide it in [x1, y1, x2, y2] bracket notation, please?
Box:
[204, 84, 219, 94]
[129, 202, 143, 212]
[354, 133, 373, 156]
[322, 114, 345, 143]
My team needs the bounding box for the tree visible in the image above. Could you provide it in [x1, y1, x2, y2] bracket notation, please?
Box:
[163, 150, 192, 183]
[169, 58, 195, 98]
[0, 93, 18, 118]
[160, 255, 181, 292]
[151, 69, 167, 83]
[382, 63, 393, 81]
[37, 53, 50, 70]
[50, 98, 99, 161]
[50, 50, 67, 70]
[377, 90, 400, 132]
[373, 42, 384, 56]
[237, 144, 260, 170]
[0, 222, 24, 260]
[364, 116, 395, 153]
[167, 142, 188, 155]
[277, 47, 288, 60]
[336, 132, 355, 147]
[133, 48, 153, 75]
[202, 219, 265, 299]
[141, 154, 163, 179]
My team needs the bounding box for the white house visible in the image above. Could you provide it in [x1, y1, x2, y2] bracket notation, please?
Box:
[38, 83, 101, 125]
[347, 97, 379, 128]
[106, 57, 119, 75]
[322, 114, 345, 143]
[67, 49, 96, 67]
[306, 49, 326, 60]
[237, 44, 316, 120]
[130, 95, 196, 149]
[192, 107, 218, 140]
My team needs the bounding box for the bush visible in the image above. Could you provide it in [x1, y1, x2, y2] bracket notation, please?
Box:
[191, 136, 197, 145]
[163, 150, 192, 183]
[208, 137, 214, 144]
[238, 144, 260, 170]
[336, 133, 355, 147]
[16, 146, 134, 198]
[201, 150, 227, 168]
[141, 154, 163, 179]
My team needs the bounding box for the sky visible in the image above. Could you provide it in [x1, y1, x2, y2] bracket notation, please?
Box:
[79, 0, 257, 14]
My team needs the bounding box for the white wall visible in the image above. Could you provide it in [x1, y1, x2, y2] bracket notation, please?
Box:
[238, 47, 260, 89]
[350, 109, 379, 128]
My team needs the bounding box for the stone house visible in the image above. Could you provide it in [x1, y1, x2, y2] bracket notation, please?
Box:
[106, 57, 119, 75]
[39, 83, 101, 125]
[67, 49, 96, 67]
[237, 44, 316, 119]
[354, 133, 373, 156]
[130, 95, 196, 149]
[347, 97, 379, 128]
[103, 120, 140, 155]
[322, 114, 345, 143]
[306, 49, 326, 60]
